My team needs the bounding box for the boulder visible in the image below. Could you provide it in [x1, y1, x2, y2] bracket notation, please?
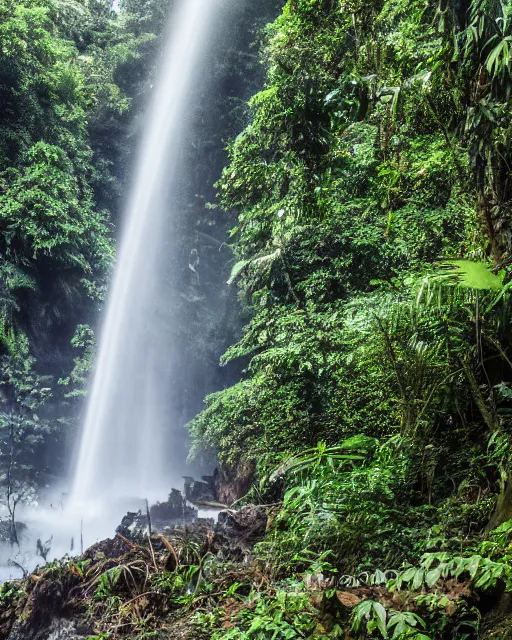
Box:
[116, 489, 198, 540]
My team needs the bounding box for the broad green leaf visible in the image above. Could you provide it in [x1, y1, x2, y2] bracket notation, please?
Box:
[438, 260, 503, 290]
[426, 566, 442, 587]
[352, 600, 373, 630]
[227, 259, 250, 285]
[467, 555, 482, 579]
[412, 569, 425, 591]
[372, 602, 388, 638]
[401, 567, 417, 582]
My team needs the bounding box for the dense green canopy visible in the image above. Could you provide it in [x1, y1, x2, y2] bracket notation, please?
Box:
[186, 0, 512, 635]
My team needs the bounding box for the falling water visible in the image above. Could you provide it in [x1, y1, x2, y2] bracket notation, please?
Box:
[69, 0, 221, 512]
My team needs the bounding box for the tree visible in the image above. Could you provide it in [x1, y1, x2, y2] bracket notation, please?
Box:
[0, 338, 52, 545]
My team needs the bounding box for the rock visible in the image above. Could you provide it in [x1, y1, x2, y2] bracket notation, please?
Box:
[214, 462, 255, 506]
[115, 510, 148, 539]
[213, 505, 268, 560]
[150, 489, 197, 528]
[5, 568, 82, 640]
[45, 618, 92, 639]
[216, 505, 267, 535]
[116, 489, 198, 540]
[8, 617, 92, 640]
[480, 592, 512, 638]
[184, 476, 217, 504]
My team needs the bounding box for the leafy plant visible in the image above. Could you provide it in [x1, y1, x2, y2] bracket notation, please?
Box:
[352, 600, 429, 639]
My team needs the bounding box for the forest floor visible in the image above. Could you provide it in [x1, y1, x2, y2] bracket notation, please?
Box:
[0, 505, 267, 639]
[0, 504, 511, 639]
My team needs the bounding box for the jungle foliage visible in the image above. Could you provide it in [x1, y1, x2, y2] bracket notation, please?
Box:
[186, 0, 512, 636]
[3, 0, 512, 636]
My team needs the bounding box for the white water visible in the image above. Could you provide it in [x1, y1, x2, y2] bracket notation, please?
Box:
[69, 0, 221, 513]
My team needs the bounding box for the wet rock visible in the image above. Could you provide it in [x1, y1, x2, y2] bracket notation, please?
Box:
[45, 618, 92, 640]
[150, 489, 197, 528]
[0, 589, 17, 638]
[480, 592, 512, 638]
[213, 505, 268, 560]
[116, 490, 198, 540]
[214, 462, 254, 506]
[115, 510, 148, 539]
[151, 505, 268, 565]
[184, 476, 216, 504]
[5, 569, 82, 640]
[8, 617, 92, 640]
[480, 617, 512, 639]
[216, 505, 267, 536]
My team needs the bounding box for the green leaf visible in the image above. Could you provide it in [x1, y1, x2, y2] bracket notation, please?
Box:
[372, 602, 388, 638]
[412, 569, 425, 591]
[352, 600, 373, 631]
[467, 555, 482, 579]
[340, 434, 379, 451]
[426, 566, 442, 587]
[437, 260, 503, 290]
[401, 567, 417, 582]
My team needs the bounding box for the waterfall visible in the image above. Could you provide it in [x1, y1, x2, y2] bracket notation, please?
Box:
[69, 0, 220, 511]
